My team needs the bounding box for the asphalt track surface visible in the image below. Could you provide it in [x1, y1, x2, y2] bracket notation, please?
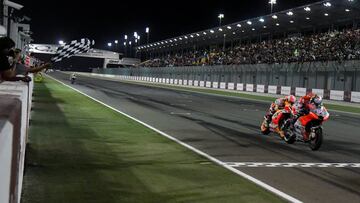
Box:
[50, 72, 360, 203]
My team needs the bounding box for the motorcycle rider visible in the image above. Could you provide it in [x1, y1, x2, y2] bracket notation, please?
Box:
[289, 93, 323, 139]
[70, 73, 77, 83]
[264, 95, 297, 128]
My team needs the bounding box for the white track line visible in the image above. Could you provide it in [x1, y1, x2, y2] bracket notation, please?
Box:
[225, 162, 360, 168]
[47, 75, 302, 203]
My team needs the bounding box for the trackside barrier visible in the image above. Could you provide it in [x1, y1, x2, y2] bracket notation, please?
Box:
[88, 72, 360, 103]
[237, 83, 244, 91]
[268, 86, 278, 94]
[330, 90, 344, 101]
[213, 82, 219, 89]
[281, 86, 291, 95]
[228, 83, 235, 90]
[246, 84, 254, 92]
[0, 75, 34, 203]
[220, 82, 226, 89]
[351, 92, 360, 103]
[257, 85, 265, 93]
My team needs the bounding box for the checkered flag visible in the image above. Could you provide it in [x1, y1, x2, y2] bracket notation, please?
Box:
[51, 38, 95, 63]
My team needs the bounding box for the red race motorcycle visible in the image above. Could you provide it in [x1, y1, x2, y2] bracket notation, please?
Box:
[283, 104, 330, 151]
[260, 103, 292, 139]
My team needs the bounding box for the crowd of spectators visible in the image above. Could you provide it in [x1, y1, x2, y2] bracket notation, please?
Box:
[141, 28, 360, 67]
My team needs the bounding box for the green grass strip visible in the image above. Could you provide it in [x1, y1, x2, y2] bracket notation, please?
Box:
[22, 77, 283, 203]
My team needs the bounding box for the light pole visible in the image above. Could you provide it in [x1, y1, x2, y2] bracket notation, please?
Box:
[114, 40, 118, 52]
[269, 0, 277, 14]
[218, 13, 224, 26]
[107, 42, 112, 50]
[129, 41, 132, 57]
[145, 27, 150, 44]
[59, 40, 65, 45]
[124, 35, 128, 57]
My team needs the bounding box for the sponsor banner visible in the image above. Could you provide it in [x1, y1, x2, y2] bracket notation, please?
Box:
[330, 90, 344, 101]
[246, 84, 254, 92]
[237, 83, 244, 91]
[228, 83, 235, 90]
[257, 85, 265, 93]
[170, 79, 174, 84]
[213, 82, 219, 89]
[220, 82, 226, 89]
[156, 78, 159, 83]
[295, 87, 307, 97]
[188, 80, 193, 86]
[166, 78, 170, 83]
[183, 80, 188, 86]
[268, 86, 278, 94]
[174, 79, 178, 84]
[194, 80, 199, 86]
[281, 86, 291, 95]
[206, 81, 212, 88]
[179, 80, 183, 85]
[312, 89, 324, 97]
[199, 81, 205, 87]
[351, 92, 360, 103]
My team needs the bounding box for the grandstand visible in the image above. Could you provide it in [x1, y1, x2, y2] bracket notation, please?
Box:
[136, 0, 360, 65]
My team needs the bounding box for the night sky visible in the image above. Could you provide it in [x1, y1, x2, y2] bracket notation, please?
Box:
[15, 0, 319, 49]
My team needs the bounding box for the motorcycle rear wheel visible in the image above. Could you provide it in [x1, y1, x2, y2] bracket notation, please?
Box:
[284, 129, 296, 144]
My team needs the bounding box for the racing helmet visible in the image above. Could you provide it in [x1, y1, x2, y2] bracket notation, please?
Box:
[285, 95, 296, 104]
[311, 95, 323, 107]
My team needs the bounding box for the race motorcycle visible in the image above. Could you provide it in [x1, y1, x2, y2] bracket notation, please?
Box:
[282, 104, 330, 151]
[260, 102, 292, 139]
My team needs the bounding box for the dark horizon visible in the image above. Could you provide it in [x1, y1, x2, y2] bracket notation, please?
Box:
[15, 0, 319, 49]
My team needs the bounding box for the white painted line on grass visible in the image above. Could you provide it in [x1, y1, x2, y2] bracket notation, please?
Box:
[47, 74, 302, 203]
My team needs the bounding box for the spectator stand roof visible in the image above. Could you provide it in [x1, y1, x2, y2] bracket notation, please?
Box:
[137, 0, 360, 53]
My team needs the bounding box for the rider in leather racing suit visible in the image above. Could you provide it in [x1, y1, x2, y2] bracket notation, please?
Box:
[265, 95, 297, 128]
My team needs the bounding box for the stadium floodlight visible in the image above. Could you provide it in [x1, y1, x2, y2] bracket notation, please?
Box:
[237, 24, 241, 27]
[233, 32, 236, 34]
[287, 11, 294, 16]
[170, 40, 173, 42]
[179, 37, 182, 40]
[184, 36, 188, 39]
[135, 39, 138, 43]
[124, 35, 128, 40]
[345, 9, 350, 12]
[59, 40, 65, 45]
[247, 21, 252, 25]
[114, 40, 118, 44]
[276, 23, 280, 26]
[306, 17, 310, 20]
[290, 20, 294, 23]
[263, 26, 267, 28]
[324, 13, 329, 16]
[252, 28, 255, 31]
[174, 39, 177, 41]
[227, 26, 232, 29]
[242, 30, 245, 33]
[218, 28, 223, 32]
[304, 7, 311, 12]
[123, 42, 126, 46]
[145, 27, 149, 33]
[269, 0, 277, 13]
[323, 2, 331, 7]
[210, 30, 215, 33]
[196, 33, 200, 36]
[218, 13, 224, 26]
[190, 35, 194, 38]
[107, 42, 112, 47]
[259, 18, 265, 23]
[272, 15, 278, 19]
[129, 41, 132, 45]
[203, 32, 207, 35]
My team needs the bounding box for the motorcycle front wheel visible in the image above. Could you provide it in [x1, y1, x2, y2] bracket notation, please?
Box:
[309, 128, 323, 151]
[261, 120, 270, 135]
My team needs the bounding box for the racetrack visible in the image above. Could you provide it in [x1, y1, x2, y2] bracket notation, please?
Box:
[50, 72, 360, 203]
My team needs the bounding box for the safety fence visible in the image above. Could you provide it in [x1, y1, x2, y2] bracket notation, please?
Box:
[89, 72, 360, 103]
[0, 75, 33, 203]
